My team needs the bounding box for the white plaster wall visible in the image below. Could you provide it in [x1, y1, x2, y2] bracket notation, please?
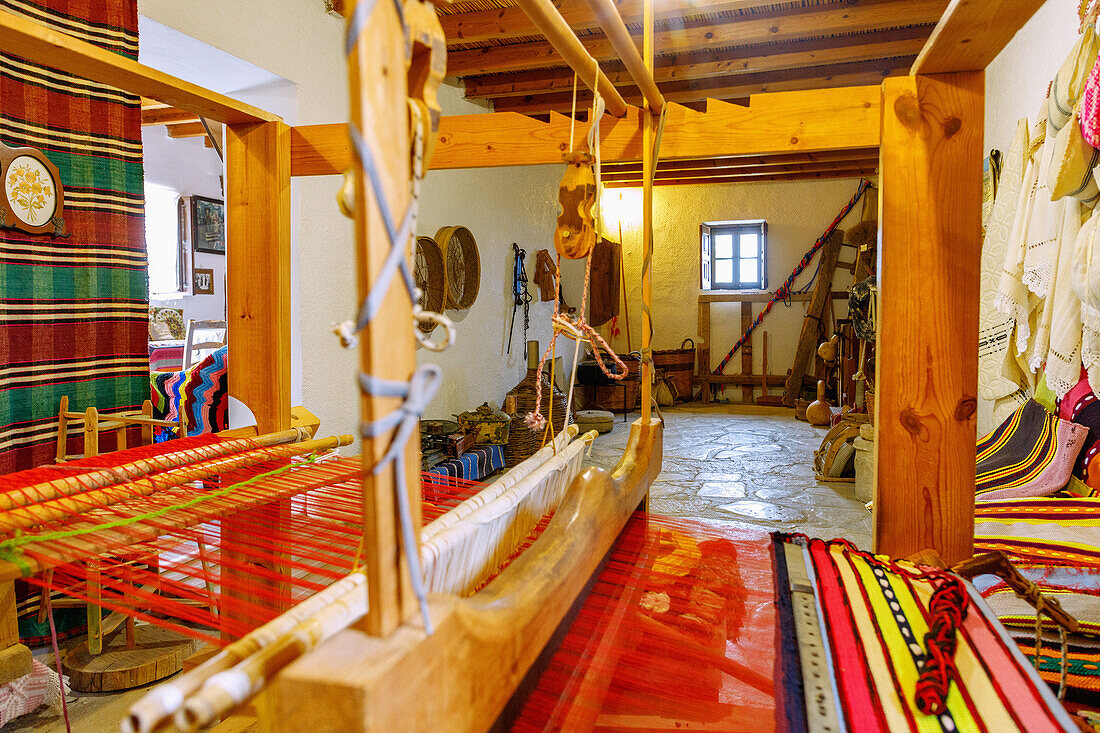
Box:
[416, 85, 565, 420]
[606, 178, 870, 379]
[143, 125, 227, 323]
[985, 2, 1082, 153]
[138, 0, 355, 438]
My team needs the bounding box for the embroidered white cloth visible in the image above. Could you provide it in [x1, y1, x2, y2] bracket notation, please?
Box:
[1044, 196, 1087, 398]
[0, 660, 67, 727]
[1076, 203, 1100, 393]
[979, 119, 1032, 432]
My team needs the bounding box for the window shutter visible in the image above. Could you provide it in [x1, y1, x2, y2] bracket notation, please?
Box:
[700, 223, 711, 291]
[759, 220, 768, 290]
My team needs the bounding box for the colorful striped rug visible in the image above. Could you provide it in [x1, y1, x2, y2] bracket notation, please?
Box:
[0, 0, 147, 472]
[776, 535, 1075, 732]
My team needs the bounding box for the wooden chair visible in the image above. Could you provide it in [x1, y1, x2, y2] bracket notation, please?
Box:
[55, 396, 186, 462]
[183, 319, 228, 370]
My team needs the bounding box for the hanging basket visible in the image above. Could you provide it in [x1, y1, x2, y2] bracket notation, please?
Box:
[414, 235, 447, 333]
[436, 225, 481, 310]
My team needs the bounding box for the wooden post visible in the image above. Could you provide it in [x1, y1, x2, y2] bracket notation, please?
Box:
[640, 0, 654, 423]
[697, 300, 710, 403]
[224, 112, 293, 638]
[225, 121, 292, 433]
[740, 301, 753, 403]
[874, 72, 982, 564]
[348, 0, 420, 635]
[83, 407, 98, 458]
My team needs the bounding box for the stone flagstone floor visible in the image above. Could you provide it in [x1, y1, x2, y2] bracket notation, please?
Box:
[586, 403, 872, 546]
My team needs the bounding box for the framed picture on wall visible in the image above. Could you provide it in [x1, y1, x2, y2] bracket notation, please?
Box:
[191, 195, 225, 254]
[193, 267, 215, 295]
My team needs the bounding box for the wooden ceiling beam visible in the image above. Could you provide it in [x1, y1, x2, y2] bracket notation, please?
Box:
[445, 0, 946, 76]
[604, 167, 877, 187]
[464, 29, 928, 99]
[288, 85, 881, 174]
[141, 107, 201, 126]
[911, 0, 1046, 74]
[441, 0, 778, 45]
[602, 149, 880, 174]
[489, 62, 908, 115]
[166, 121, 208, 138]
[602, 159, 879, 181]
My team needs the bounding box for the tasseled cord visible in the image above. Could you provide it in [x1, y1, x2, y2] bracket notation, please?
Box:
[914, 576, 968, 715]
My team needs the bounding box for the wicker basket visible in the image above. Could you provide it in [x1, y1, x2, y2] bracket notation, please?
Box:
[504, 367, 570, 467]
[591, 353, 642, 413]
[653, 338, 695, 403]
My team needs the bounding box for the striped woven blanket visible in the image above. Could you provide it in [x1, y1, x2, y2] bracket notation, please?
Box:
[977, 400, 1088, 499]
[776, 535, 1075, 732]
[0, 0, 147, 472]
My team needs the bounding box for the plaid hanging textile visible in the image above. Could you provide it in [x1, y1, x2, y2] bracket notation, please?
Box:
[0, 0, 148, 472]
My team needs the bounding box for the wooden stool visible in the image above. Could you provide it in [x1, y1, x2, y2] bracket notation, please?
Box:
[55, 396, 185, 462]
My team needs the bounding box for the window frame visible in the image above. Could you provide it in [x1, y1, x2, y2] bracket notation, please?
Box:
[700, 219, 767, 291]
[144, 183, 190, 298]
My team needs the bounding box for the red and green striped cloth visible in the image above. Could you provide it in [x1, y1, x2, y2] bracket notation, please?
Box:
[0, 0, 148, 472]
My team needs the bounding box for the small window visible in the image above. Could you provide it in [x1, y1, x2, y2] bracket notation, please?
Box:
[700, 220, 767, 290]
[144, 183, 187, 296]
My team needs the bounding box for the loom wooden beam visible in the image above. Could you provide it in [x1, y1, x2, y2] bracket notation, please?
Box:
[445, 0, 945, 76]
[640, 0, 654, 423]
[489, 62, 909, 115]
[874, 72, 983, 565]
[911, 0, 1047, 75]
[0, 10, 276, 125]
[266, 419, 663, 733]
[288, 85, 880, 175]
[582, 0, 663, 112]
[226, 121, 292, 433]
[348, 0, 421, 636]
[462, 30, 930, 99]
[442, 0, 781, 45]
[511, 0, 629, 117]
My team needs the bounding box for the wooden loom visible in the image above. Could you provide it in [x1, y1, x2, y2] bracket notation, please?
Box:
[0, 0, 1060, 729]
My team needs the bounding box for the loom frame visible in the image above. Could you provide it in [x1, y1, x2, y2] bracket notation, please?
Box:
[0, 0, 1049, 727]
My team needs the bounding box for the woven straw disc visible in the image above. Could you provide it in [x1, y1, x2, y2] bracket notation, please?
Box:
[415, 235, 447, 333]
[436, 225, 481, 310]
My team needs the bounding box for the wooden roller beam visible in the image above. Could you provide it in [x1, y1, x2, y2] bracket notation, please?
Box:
[602, 148, 880, 174]
[582, 0, 663, 112]
[512, 0, 629, 117]
[601, 159, 879, 181]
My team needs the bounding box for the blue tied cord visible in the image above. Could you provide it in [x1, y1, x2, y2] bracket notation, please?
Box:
[345, 2, 436, 634]
[359, 366, 441, 634]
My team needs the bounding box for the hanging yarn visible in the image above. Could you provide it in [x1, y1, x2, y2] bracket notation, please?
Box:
[713, 179, 871, 375]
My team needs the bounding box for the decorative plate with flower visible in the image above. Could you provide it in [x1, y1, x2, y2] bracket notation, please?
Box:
[0, 142, 66, 237]
[5, 155, 56, 227]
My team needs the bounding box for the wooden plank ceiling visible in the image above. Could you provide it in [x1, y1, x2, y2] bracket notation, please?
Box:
[440, 0, 947, 183]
